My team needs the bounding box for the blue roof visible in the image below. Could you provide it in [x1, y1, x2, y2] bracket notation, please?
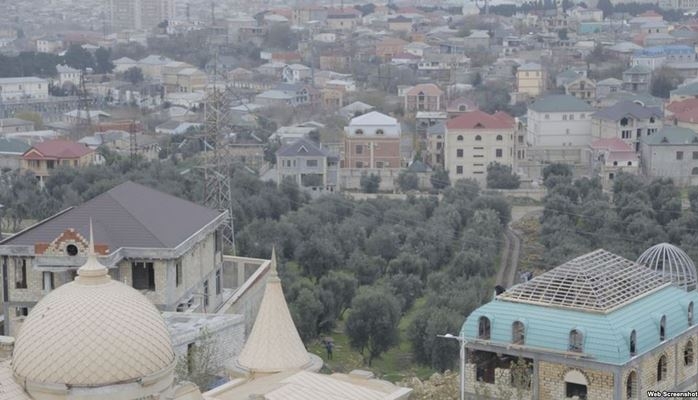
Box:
[634, 45, 694, 57]
[462, 285, 698, 365]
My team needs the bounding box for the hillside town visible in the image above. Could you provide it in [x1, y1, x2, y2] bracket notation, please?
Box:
[3, 0, 698, 398]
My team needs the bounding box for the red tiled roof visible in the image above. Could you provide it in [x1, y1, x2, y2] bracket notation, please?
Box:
[406, 83, 444, 96]
[446, 110, 514, 130]
[23, 139, 93, 160]
[591, 138, 634, 152]
[667, 98, 698, 114]
[673, 109, 698, 124]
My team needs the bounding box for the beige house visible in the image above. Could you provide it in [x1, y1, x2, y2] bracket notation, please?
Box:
[163, 62, 207, 93]
[516, 63, 545, 97]
[564, 76, 596, 102]
[444, 110, 515, 186]
[21, 139, 96, 183]
[0, 181, 228, 336]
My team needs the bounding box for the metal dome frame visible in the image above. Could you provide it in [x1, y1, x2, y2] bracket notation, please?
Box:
[637, 243, 697, 292]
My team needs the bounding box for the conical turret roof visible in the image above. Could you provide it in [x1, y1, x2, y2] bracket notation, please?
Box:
[236, 248, 313, 373]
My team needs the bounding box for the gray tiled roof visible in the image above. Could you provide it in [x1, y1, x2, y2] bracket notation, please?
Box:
[592, 101, 662, 121]
[1, 181, 222, 249]
[642, 126, 698, 145]
[529, 95, 595, 113]
[276, 138, 329, 157]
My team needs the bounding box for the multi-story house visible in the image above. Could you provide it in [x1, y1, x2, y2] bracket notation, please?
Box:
[622, 65, 652, 93]
[343, 111, 401, 170]
[0, 118, 34, 133]
[162, 62, 207, 93]
[0, 77, 48, 101]
[0, 181, 228, 336]
[276, 138, 338, 194]
[404, 83, 444, 113]
[596, 78, 623, 99]
[444, 110, 515, 186]
[375, 37, 408, 61]
[461, 247, 698, 400]
[526, 95, 594, 148]
[641, 126, 698, 186]
[591, 100, 663, 152]
[591, 138, 640, 188]
[21, 140, 96, 184]
[55, 64, 82, 87]
[516, 63, 545, 97]
[564, 76, 596, 102]
[282, 64, 312, 84]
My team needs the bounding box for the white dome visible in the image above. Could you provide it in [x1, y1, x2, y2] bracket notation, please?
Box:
[637, 243, 698, 291]
[12, 227, 175, 393]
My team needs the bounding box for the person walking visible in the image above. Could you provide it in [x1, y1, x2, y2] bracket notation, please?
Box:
[325, 339, 334, 360]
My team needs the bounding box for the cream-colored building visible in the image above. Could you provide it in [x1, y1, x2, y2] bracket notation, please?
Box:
[0, 181, 227, 336]
[444, 110, 515, 186]
[516, 63, 546, 97]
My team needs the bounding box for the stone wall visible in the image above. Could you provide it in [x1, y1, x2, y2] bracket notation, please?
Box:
[537, 361, 614, 400]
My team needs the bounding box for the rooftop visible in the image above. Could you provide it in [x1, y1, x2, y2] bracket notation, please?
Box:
[446, 110, 514, 130]
[22, 139, 93, 160]
[276, 138, 329, 157]
[498, 249, 665, 313]
[642, 126, 698, 145]
[528, 94, 595, 113]
[592, 100, 662, 121]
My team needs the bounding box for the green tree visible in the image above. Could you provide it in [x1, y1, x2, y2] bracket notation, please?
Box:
[396, 170, 419, 192]
[486, 162, 521, 189]
[64, 44, 94, 70]
[543, 162, 573, 180]
[651, 67, 682, 99]
[346, 250, 385, 285]
[345, 288, 401, 366]
[597, 0, 613, 18]
[94, 47, 115, 74]
[430, 168, 450, 190]
[174, 328, 218, 390]
[289, 288, 323, 342]
[408, 306, 461, 371]
[295, 233, 342, 281]
[123, 66, 144, 85]
[319, 271, 357, 319]
[360, 173, 381, 193]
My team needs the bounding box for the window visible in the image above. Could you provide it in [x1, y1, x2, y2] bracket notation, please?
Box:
[566, 383, 587, 399]
[215, 230, 221, 253]
[580, 113, 585, 119]
[354, 129, 363, 135]
[657, 355, 667, 382]
[456, 165, 463, 174]
[569, 329, 583, 352]
[626, 371, 637, 399]
[176, 260, 182, 287]
[613, 161, 618, 166]
[15, 307, 28, 317]
[306, 159, 318, 167]
[203, 280, 209, 307]
[569, 114, 574, 120]
[132, 262, 155, 290]
[677, 151, 684, 160]
[660, 315, 666, 341]
[650, 117, 656, 123]
[563, 114, 568, 121]
[216, 269, 221, 295]
[495, 149, 503, 158]
[42, 271, 54, 291]
[496, 135, 503, 141]
[690, 302, 694, 326]
[376, 129, 384, 135]
[46, 160, 55, 169]
[620, 117, 629, 126]
[512, 321, 525, 344]
[457, 135, 464, 141]
[356, 161, 363, 168]
[545, 114, 550, 119]
[630, 330, 637, 356]
[693, 152, 698, 160]
[65, 244, 78, 256]
[478, 316, 491, 339]
[475, 135, 482, 141]
[622, 130, 631, 139]
[456, 149, 464, 158]
[15, 259, 27, 289]
[693, 167, 698, 176]
[686, 341, 695, 366]
[355, 145, 363, 154]
[459, 105, 467, 112]
[627, 161, 632, 166]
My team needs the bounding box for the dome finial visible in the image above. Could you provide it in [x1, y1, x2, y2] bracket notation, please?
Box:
[76, 219, 110, 284]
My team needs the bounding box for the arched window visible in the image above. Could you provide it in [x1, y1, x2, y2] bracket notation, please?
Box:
[512, 321, 525, 345]
[657, 355, 667, 382]
[630, 330, 637, 356]
[459, 104, 466, 112]
[621, 117, 629, 126]
[457, 135, 464, 141]
[626, 370, 637, 399]
[564, 370, 587, 399]
[355, 129, 364, 135]
[660, 315, 666, 341]
[475, 135, 482, 141]
[685, 340, 694, 366]
[692, 167, 698, 175]
[478, 316, 491, 339]
[627, 161, 632, 166]
[376, 129, 384, 135]
[690, 302, 694, 326]
[613, 161, 618, 166]
[569, 329, 583, 352]
[496, 135, 503, 141]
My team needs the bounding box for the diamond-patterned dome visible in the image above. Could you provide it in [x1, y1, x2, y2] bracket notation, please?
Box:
[12, 229, 175, 388]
